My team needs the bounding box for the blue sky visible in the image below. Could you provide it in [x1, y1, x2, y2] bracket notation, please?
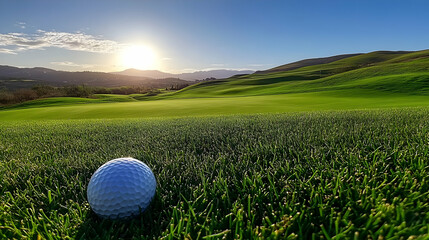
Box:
[0, 0, 429, 73]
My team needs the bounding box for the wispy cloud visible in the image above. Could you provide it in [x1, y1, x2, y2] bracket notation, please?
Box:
[16, 22, 26, 29]
[50, 61, 94, 68]
[0, 48, 18, 55]
[0, 30, 121, 54]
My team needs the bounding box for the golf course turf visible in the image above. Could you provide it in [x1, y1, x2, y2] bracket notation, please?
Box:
[1, 110, 428, 239]
[1, 50, 429, 239]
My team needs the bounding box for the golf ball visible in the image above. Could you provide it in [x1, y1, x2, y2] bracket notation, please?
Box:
[87, 157, 156, 220]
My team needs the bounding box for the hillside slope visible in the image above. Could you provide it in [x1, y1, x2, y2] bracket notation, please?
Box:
[165, 50, 429, 98]
[255, 53, 362, 74]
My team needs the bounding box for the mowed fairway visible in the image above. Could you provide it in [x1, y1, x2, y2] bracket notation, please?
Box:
[1, 110, 428, 239]
[2, 90, 429, 120]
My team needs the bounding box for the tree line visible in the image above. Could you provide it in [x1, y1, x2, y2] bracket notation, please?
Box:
[0, 84, 188, 105]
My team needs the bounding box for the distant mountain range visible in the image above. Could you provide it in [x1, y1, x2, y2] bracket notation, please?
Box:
[113, 69, 255, 81]
[0, 66, 190, 90]
[0, 66, 254, 90]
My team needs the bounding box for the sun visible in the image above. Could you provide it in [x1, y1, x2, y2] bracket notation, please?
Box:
[119, 45, 158, 70]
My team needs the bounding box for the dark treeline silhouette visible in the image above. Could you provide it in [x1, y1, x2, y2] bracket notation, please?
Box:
[0, 84, 189, 105]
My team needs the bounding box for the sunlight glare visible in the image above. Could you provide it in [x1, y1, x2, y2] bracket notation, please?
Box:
[120, 45, 157, 70]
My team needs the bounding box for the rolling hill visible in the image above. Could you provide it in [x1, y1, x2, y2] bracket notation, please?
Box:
[165, 50, 429, 98]
[255, 53, 362, 74]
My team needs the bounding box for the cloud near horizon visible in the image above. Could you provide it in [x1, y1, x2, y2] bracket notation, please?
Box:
[50, 61, 94, 68]
[0, 30, 121, 54]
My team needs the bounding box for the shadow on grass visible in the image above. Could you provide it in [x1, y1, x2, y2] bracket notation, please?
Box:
[75, 195, 167, 240]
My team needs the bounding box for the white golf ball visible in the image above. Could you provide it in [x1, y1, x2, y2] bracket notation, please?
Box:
[87, 157, 156, 220]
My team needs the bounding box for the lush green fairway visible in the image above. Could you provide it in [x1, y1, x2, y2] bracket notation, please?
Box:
[2, 90, 429, 120]
[1, 109, 428, 239]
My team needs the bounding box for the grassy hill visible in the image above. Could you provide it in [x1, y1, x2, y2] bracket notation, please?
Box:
[165, 50, 429, 98]
[255, 53, 362, 74]
[1, 50, 429, 120]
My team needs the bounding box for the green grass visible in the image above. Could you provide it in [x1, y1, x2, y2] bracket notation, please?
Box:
[1, 109, 428, 239]
[0, 97, 101, 110]
[1, 94, 139, 110]
[163, 51, 429, 99]
[91, 94, 139, 102]
[2, 91, 429, 120]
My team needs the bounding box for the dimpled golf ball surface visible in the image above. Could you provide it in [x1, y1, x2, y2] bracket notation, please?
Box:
[87, 158, 156, 220]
